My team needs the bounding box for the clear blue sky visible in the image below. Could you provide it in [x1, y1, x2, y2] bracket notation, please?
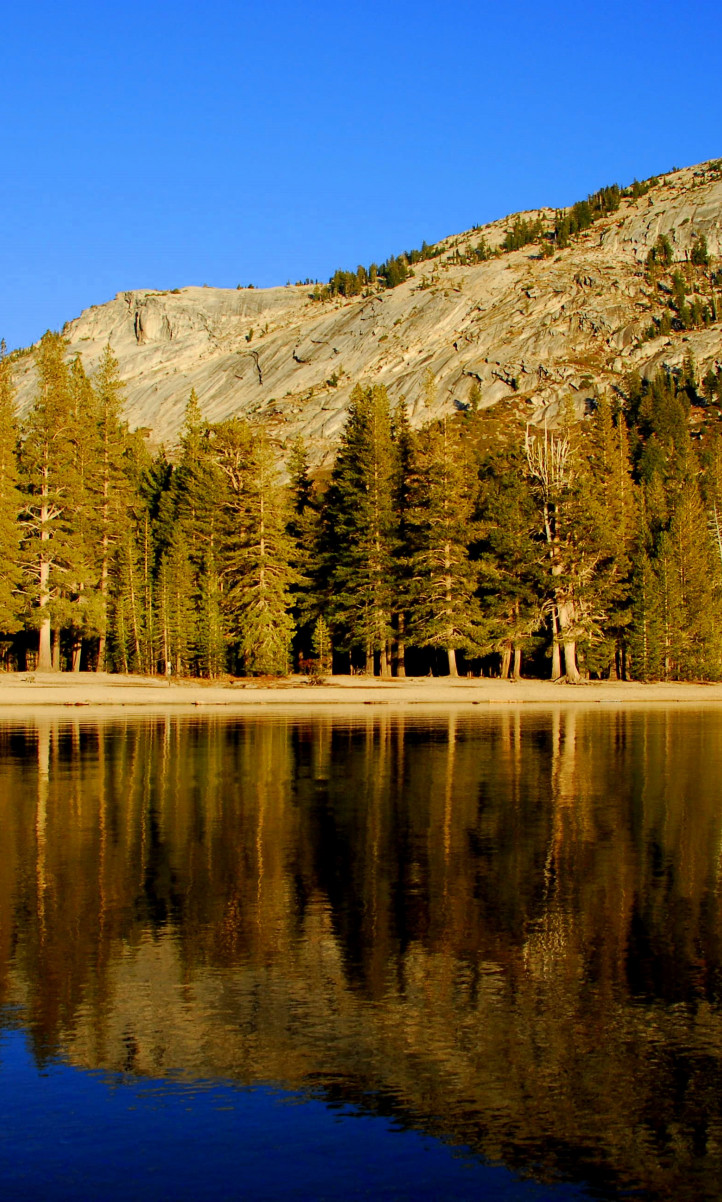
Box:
[1, 0, 719, 352]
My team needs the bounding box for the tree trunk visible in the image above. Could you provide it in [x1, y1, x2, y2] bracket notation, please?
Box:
[365, 646, 374, 675]
[558, 601, 580, 682]
[512, 645, 522, 679]
[550, 608, 562, 680]
[395, 612, 406, 678]
[96, 632, 106, 673]
[563, 639, 580, 682]
[51, 628, 61, 672]
[72, 640, 82, 672]
[38, 619, 52, 672]
[37, 529, 52, 670]
[447, 647, 458, 677]
[500, 645, 512, 679]
[380, 642, 391, 678]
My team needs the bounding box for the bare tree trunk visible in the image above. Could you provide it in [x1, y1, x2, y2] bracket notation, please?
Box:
[365, 645, 374, 675]
[447, 647, 458, 677]
[512, 645, 522, 678]
[71, 640, 82, 672]
[500, 645, 512, 679]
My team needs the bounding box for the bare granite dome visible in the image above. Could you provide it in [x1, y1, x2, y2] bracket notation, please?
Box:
[11, 160, 722, 462]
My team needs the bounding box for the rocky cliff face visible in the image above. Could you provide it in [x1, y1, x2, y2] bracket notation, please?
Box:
[11, 160, 722, 461]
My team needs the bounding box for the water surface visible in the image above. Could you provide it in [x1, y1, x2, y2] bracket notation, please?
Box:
[1, 708, 721, 1199]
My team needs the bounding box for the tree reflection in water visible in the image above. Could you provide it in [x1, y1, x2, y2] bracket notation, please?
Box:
[0, 707, 721, 1199]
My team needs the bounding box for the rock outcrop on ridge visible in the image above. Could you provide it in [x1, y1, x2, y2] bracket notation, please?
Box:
[11, 160, 722, 461]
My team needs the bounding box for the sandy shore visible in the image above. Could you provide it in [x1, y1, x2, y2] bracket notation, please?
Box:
[1, 671, 722, 710]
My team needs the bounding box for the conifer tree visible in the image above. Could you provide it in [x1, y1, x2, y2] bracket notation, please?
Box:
[0, 347, 22, 635]
[312, 614, 333, 674]
[324, 385, 396, 675]
[19, 332, 82, 670]
[61, 354, 105, 669]
[155, 537, 197, 675]
[628, 549, 664, 681]
[667, 478, 722, 678]
[174, 390, 226, 567]
[286, 435, 319, 654]
[214, 420, 296, 675]
[92, 345, 131, 669]
[196, 550, 226, 678]
[586, 396, 639, 676]
[524, 411, 611, 682]
[390, 399, 416, 676]
[110, 531, 148, 674]
[476, 430, 543, 678]
[407, 415, 482, 675]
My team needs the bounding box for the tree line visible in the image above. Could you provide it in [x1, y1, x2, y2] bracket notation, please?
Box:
[2, 332, 722, 679]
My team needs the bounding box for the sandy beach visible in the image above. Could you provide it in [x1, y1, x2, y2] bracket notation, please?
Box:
[1, 671, 722, 710]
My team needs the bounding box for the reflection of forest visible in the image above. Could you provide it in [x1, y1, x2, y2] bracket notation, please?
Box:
[1, 709, 721, 1198]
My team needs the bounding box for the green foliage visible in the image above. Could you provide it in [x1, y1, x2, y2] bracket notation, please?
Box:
[316, 241, 443, 300]
[311, 614, 332, 673]
[0, 349, 22, 632]
[323, 384, 396, 667]
[214, 420, 297, 675]
[406, 415, 483, 672]
[646, 234, 674, 271]
[690, 234, 710, 266]
[501, 217, 545, 253]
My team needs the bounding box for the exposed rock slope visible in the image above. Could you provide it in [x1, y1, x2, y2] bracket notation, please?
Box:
[12, 160, 722, 460]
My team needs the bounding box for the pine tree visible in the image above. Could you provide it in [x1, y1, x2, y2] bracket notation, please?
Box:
[196, 550, 226, 678]
[214, 420, 296, 675]
[324, 385, 396, 675]
[286, 435, 319, 656]
[668, 478, 722, 678]
[476, 429, 543, 678]
[390, 399, 416, 676]
[628, 549, 664, 681]
[586, 396, 639, 676]
[92, 344, 132, 670]
[19, 332, 82, 670]
[0, 347, 22, 635]
[155, 537, 197, 675]
[524, 420, 579, 680]
[312, 614, 333, 674]
[109, 531, 147, 674]
[63, 354, 104, 669]
[407, 415, 482, 676]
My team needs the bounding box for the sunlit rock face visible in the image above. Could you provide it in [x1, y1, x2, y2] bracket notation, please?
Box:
[11, 160, 722, 462]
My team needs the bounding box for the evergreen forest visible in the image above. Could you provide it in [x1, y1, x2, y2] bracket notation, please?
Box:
[2, 331, 722, 681]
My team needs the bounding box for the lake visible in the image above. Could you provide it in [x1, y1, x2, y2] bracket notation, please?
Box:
[0, 707, 721, 1199]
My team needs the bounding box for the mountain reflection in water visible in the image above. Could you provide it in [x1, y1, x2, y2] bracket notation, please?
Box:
[1, 708, 721, 1199]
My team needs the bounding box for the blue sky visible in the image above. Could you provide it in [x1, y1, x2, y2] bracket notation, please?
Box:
[1, 0, 719, 352]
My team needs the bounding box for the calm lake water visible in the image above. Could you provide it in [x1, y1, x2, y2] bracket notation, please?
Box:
[1, 707, 721, 1200]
